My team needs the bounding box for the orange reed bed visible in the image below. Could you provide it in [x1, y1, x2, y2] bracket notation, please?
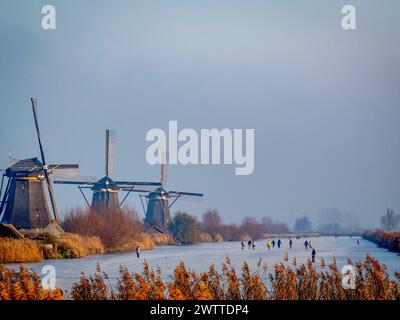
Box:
[1, 255, 399, 300]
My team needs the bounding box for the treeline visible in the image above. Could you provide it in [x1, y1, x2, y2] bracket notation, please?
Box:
[363, 231, 400, 253]
[169, 210, 290, 244]
[362, 209, 400, 252]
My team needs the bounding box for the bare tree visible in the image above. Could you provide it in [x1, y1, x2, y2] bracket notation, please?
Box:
[294, 216, 312, 232]
[202, 209, 222, 236]
[380, 209, 400, 231]
[261, 216, 289, 233]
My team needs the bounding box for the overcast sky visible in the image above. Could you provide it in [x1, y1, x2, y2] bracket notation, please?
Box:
[0, 0, 399, 228]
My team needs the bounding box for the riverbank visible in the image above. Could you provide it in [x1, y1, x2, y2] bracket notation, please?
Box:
[363, 231, 400, 253]
[0, 233, 104, 264]
[0, 226, 175, 264]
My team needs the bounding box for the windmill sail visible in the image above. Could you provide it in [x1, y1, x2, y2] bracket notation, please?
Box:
[105, 129, 116, 177]
[31, 97, 59, 223]
[8, 150, 18, 167]
[48, 164, 80, 179]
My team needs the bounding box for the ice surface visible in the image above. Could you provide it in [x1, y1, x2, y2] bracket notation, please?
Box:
[7, 236, 400, 292]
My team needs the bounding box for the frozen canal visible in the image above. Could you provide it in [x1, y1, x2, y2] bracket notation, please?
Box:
[7, 236, 400, 292]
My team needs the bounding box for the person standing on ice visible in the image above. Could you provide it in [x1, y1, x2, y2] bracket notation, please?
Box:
[289, 239, 293, 249]
[241, 242, 245, 250]
[311, 248, 316, 263]
[304, 240, 309, 250]
[272, 240, 275, 248]
[277, 239, 282, 249]
[136, 245, 140, 258]
[267, 241, 271, 250]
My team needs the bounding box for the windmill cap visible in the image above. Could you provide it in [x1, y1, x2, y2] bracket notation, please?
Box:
[91, 176, 119, 191]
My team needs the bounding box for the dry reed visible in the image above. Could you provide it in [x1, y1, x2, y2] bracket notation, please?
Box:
[0, 265, 63, 300]
[0, 238, 43, 264]
[70, 255, 400, 300]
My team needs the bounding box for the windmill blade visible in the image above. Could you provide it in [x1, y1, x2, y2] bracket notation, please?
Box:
[175, 195, 203, 203]
[120, 188, 153, 193]
[31, 97, 59, 223]
[168, 191, 203, 206]
[115, 181, 161, 187]
[119, 186, 151, 208]
[119, 184, 153, 206]
[8, 150, 18, 167]
[105, 129, 116, 177]
[53, 177, 97, 185]
[0, 173, 5, 200]
[48, 164, 80, 178]
[169, 191, 203, 197]
[0, 177, 11, 217]
[159, 151, 168, 186]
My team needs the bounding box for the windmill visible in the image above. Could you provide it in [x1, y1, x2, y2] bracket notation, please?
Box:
[123, 155, 203, 231]
[53, 130, 161, 211]
[0, 98, 79, 229]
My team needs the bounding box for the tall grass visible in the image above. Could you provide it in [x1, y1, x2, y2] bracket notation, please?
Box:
[1, 255, 399, 300]
[43, 233, 105, 259]
[0, 234, 104, 263]
[0, 265, 63, 300]
[70, 255, 400, 300]
[0, 238, 43, 264]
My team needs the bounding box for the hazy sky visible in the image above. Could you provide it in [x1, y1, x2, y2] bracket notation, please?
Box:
[1, 0, 399, 228]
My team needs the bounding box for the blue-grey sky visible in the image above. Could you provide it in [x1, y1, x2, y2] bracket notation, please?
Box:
[1, 0, 399, 228]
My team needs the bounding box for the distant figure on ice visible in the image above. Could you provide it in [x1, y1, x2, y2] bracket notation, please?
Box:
[248, 240, 252, 249]
[136, 245, 140, 258]
[272, 240, 276, 248]
[357, 240, 360, 246]
[277, 239, 282, 249]
[311, 248, 316, 263]
[241, 242, 245, 250]
[267, 241, 271, 250]
[308, 241, 312, 249]
[252, 241, 256, 250]
[304, 240, 309, 250]
[289, 239, 293, 249]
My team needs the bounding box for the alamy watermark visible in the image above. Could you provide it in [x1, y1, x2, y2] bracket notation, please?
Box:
[41, 5, 56, 30]
[39, 4, 358, 32]
[146, 121, 255, 176]
[341, 5, 357, 30]
[342, 264, 356, 289]
[41, 265, 56, 290]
